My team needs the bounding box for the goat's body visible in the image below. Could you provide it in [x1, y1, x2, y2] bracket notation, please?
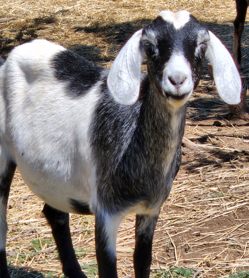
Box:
[0, 11, 241, 278]
[0, 40, 100, 213]
[0, 39, 182, 216]
[0, 80, 99, 213]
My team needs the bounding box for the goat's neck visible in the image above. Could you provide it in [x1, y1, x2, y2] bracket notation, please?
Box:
[136, 78, 186, 164]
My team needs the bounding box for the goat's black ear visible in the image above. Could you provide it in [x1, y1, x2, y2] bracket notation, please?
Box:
[205, 31, 241, 105]
[107, 30, 143, 105]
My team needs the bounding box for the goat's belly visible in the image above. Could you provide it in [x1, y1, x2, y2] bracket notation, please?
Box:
[17, 162, 95, 214]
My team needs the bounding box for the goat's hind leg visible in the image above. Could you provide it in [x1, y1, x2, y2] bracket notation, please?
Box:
[43, 204, 87, 278]
[0, 149, 16, 278]
[134, 214, 159, 278]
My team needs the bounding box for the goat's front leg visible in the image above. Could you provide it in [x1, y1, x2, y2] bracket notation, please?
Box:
[0, 160, 16, 278]
[42, 204, 86, 278]
[134, 214, 159, 278]
[95, 212, 122, 278]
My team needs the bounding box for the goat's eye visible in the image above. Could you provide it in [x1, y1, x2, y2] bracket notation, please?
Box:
[195, 41, 208, 57]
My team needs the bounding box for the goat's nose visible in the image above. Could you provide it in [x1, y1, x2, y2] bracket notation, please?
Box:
[168, 73, 187, 88]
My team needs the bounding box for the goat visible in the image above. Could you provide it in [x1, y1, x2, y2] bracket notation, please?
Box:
[233, 0, 249, 65]
[0, 10, 241, 278]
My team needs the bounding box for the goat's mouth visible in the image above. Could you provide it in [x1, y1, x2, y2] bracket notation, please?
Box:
[163, 91, 190, 100]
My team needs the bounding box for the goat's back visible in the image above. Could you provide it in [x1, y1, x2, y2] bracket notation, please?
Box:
[0, 40, 102, 212]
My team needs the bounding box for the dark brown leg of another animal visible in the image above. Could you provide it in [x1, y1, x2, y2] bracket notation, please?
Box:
[43, 204, 87, 278]
[0, 161, 16, 278]
[134, 214, 158, 278]
[233, 0, 248, 65]
[231, 0, 248, 117]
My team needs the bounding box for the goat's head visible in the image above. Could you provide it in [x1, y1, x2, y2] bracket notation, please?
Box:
[107, 10, 241, 107]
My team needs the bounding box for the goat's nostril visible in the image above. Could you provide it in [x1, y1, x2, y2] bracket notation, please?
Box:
[168, 74, 187, 87]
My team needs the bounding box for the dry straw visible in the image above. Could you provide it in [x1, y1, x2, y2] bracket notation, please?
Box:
[1, 0, 248, 277]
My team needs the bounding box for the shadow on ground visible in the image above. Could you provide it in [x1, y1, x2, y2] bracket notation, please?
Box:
[187, 95, 249, 120]
[9, 266, 45, 278]
[2, 14, 249, 67]
[182, 147, 249, 174]
[0, 16, 57, 58]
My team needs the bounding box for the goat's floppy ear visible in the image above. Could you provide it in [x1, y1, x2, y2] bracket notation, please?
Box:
[205, 31, 241, 105]
[107, 29, 143, 105]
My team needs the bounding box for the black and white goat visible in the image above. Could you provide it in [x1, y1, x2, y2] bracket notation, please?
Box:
[0, 10, 241, 278]
[233, 0, 249, 65]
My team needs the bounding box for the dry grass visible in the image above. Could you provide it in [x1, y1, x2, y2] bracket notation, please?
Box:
[1, 0, 249, 277]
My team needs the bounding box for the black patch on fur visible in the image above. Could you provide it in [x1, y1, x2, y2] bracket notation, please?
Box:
[52, 49, 102, 97]
[0, 161, 16, 200]
[70, 199, 92, 215]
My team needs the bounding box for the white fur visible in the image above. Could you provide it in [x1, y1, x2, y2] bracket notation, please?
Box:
[0, 148, 8, 250]
[162, 52, 194, 99]
[159, 10, 190, 30]
[107, 29, 143, 105]
[0, 39, 101, 213]
[206, 31, 241, 105]
[103, 213, 123, 256]
[12, 81, 101, 212]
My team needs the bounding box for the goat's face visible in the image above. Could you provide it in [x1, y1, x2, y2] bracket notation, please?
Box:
[141, 11, 209, 106]
[108, 10, 241, 106]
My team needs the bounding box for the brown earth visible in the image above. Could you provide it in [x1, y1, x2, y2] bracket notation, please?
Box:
[1, 0, 249, 277]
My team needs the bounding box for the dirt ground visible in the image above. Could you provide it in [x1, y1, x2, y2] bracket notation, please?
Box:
[1, 0, 249, 277]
